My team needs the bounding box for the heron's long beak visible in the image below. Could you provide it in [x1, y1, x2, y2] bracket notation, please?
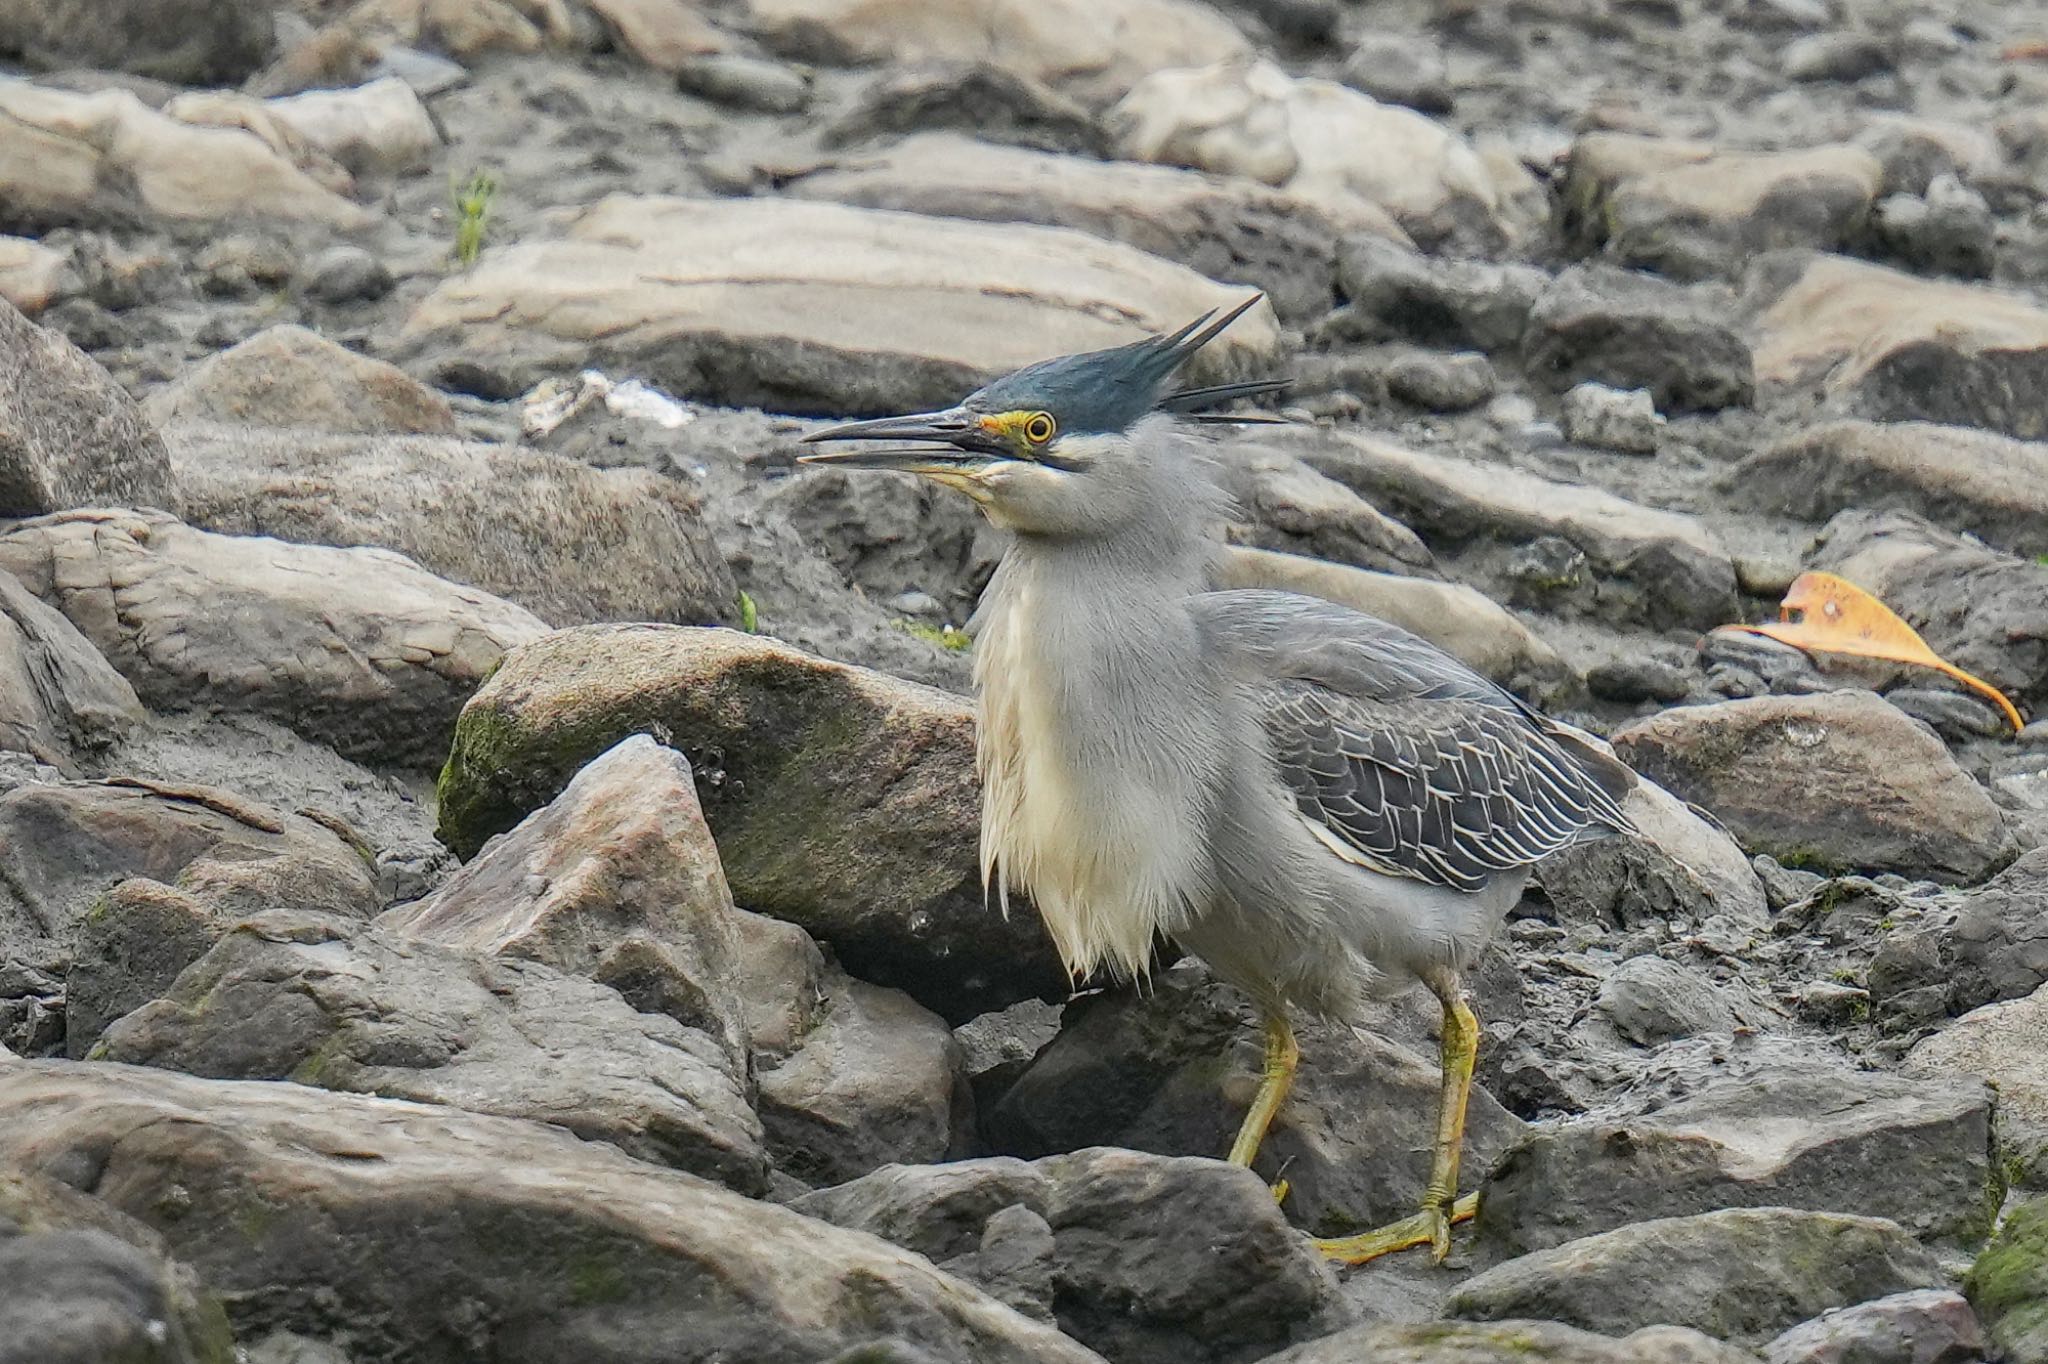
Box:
[797, 407, 1005, 472]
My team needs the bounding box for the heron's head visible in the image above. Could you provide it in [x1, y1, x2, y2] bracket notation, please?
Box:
[798, 293, 1280, 537]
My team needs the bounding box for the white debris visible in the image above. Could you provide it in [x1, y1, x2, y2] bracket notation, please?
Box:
[520, 371, 697, 439]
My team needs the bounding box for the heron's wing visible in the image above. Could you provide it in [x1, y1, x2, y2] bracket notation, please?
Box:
[1194, 589, 1635, 892]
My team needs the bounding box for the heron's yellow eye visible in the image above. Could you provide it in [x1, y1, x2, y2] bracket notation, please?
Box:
[1023, 412, 1056, 444]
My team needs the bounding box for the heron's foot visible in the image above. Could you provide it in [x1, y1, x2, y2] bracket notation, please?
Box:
[1312, 1192, 1477, 1266]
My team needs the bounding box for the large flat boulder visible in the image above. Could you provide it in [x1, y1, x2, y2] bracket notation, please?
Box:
[1, 296, 174, 517]
[1612, 691, 2015, 882]
[0, 509, 547, 768]
[398, 195, 1279, 414]
[1752, 253, 2048, 440]
[783, 131, 1405, 321]
[0, 1058, 1104, 1364]
[433, 624, 1068, 1021]
[164, 423, 738, 629]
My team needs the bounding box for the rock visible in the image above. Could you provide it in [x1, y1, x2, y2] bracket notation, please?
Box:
[0, 83, 370, 231]
[1594, 956, 1740, 1044]
[0, 1168, 237, 1364]
[785, 131, 1405, 322]
[1213, 447, 1433, 574]
[399, 195, 1278, 414]
[1213, 546, 1572, 700]
[1562, 383, 1663, 453]
[1866, 850, 2048, 1030]
[737, 0, 1250, 103]
[163, 423, 737, 629]
[0, 235, 71, 315]
[1728, 420, 2048, 558]
[983, 962, 1527, 1236]
[0, 298, 175, 517]
[1262, 1320, 1764, 1364]
[1338, 32, 1452, 114]
[1476, 1059, 1997, 1258]
[143, 325, 455, 436]
[1451, 1209, 1947, 1347]
[433, 624, 1067, 1021]
[382, 735, 749, 1053]
[1286, 426, 1738, 630]
[1109, 58, 1511, 249]
[1968, 1196, 2048, 1364]
[1384, 350, 1497, 412]
[0, 0, 273, 84]
[1538, 778, 1770, 931]
[1809, 509, 2048, 719]
[675, 53, 811, 112]
[1752, 254, 2048, 441]
[1334, 234, 1550, 353]
[1873, 174, 1995, 278]
[796, 1149, 1342, 1364]
[1783, 31, 1893, 82]
[1524, 264, 1754, 413]
[1558, 134, 1883, 281]
[0, 568, 144, 770]
[165, 77, 436, 182]
[1908, 980, 2048, 1186]
[1586, 658, 1692, 705]
[299, 244, 391, 304]
[0, 1057, 1103, 1364]
[586, 0, 727, 71]
[821, 63, 1107, 157]
[1761, 1289, 1986, 1364]
[760, 463, 992, 617]
[97, 907, 769, 1191]
[1611, 691, 2016, 881]
[0, 508, 548, 768]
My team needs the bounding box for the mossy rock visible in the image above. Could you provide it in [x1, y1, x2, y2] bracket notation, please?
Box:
[434, 623, 1065, 1021]
[1969, 1196, 2048, 1363]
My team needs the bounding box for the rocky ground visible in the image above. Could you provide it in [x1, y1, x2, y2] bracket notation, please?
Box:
[4, 0, 2048, 1361]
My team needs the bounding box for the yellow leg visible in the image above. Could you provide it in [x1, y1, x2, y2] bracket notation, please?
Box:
[1227, 1010, 1298, 1168]
[1314, 974, 1480, 1266]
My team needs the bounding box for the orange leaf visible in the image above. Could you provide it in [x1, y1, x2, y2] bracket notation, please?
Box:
[1716, 570, 2024, 735]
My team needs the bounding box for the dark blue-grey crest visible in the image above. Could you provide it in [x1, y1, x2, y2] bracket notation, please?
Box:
[967, 293, 1282, 435]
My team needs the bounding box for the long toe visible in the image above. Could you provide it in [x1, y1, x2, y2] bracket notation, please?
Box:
[1310, 1192, 1478, 1267]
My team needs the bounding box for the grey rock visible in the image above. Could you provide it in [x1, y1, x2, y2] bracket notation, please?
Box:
[1262, 1320, 1764, 1363]
[1887, 688, 2008, 744]
[1335, 234, 1550, 353]
[1730, 423, 2048, 560]
[1967, 1196, 2048, 1364]
[0, 297, 174, 517]
[0, 509, 548, 768]
[0, 1057, 1103, 1364]
[300, 245, 393, 304]
[0, 568, 143, 771]
[433, 624, 1069, 1022]
[1385, 350, 1497, 412]
[1586, 658, 1692, 704]
[382, 736, 751, 1056]
[675, 53, 811, 113]
[1504, 536, 1594, 613]
[1909, 980, 2048, 1190]
[1562, 382, 1662, 453]
[798, 1148, 1342, 1364]
[1594, 955, 1739, 1045]
[1339, 33, 1451, 114]
[1811, 509, 2048, 719]
[1538, 778, 1769, 931]
[1523, 264, 1755, 413]
[1612, 690, 2016, 882]
[1476, 1060, 1996, 1258]
[762, 463, 992, 619]
[1783, 32, 1893, 82]
[0, 0, 273, 84]
[1451, 1209, 1946, 1347]
[950, 1203, 1058, 1323]
[143, 326, 455, 437]
[1761, 1288, 1985, 1364]
[168, 423, 738, 631]
[1874, 175, 1995, 278]
[983, 962, 1527, 1236]
[97, 907, 769, 1191]
[823, 63, 1107, 157]
[1216, 444, 1433, 574]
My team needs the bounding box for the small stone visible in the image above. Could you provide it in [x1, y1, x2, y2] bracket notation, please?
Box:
[1339, 33, 1451, 114]
[676, 54, 812, 114]
[1504, 535, 1594, 612]
[1595, 955, 1738, 1044]
[1734, 553, 1802, 598]
[1486, 393, 1539, 429]
[1874, 174, 1995, 278]
[1885, 687, 2007, 743]
[1784, 32, 1893, 82]
[888, 590, 944, 618]
[1383, 350, 1497, 412]
[1523, 263, 1754, 413]
[1587, 658, 1692, 704]
[1790, 980, 1870, 1026]
[1562, 382, 1663, 454]
[2023, 719, 2048, 747]
[1762, 1288, 1985, 1364]
[1752, 854, 1825, 911]
[302, 245, 394, 304]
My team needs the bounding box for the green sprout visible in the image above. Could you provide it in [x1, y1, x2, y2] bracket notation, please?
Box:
[736, 590, 759, 634]
[450, 169, 498, 269]
[902, 620, 972, 652]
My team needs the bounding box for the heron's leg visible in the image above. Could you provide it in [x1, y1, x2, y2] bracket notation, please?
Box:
[1226, 1009, 1298, 1168]
[1314, 971, 1480, 1266]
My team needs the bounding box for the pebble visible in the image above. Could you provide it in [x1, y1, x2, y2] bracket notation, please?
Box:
[1884, 687, 2006, 743]
[1783, 31, 1894, 82]
[1562, 382, 1663, 454]
[676, 54, 812, 114]
[1383, 350, 1496, 412]
[1588, 658, 1693, 705]
[1873, 174, 1994, 277]
[302, 246, 394, 305]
